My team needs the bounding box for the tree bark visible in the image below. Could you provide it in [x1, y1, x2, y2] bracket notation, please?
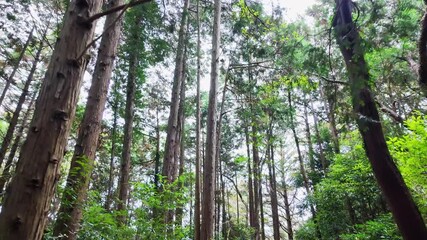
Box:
[0, 32, 44, 169]
[280, 141, 293, 240]
[105, 81, 119, 211]
[335, 1, 427, 238]
[162, 0, 190, 183]
[194, 0, 202, 238]
[0, 0, 103, 238]
[200, 0, 221, 238]
[419, 4, 427, 94]
[245, 125, 256, 233]
[287, 89, 321, 239]
[175, 66, 186, 225]
[266, 122, 280, 240]
[117, 47, 136, 225]
[53, 0, 124, 237]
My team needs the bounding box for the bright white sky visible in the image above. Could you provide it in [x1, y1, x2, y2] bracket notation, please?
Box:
[269, 0, 316, 20]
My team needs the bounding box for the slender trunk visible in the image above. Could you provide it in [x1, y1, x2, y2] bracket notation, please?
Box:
[335, 1, 427, 238]
[53, 0, 124, 237]
[251, 124, 261, 240]
[302, 100, 315, 172]
[0, 33, 44, 168]
[320, 83, 339, 153]
[220, 159, 227, 240]
[283, 181, 293, 239]
[117, 40, 137, 225]
[105, 82, 119, 211]
[280, 142, 293, 240]
[266, 122, 280, 240]
[200, 0, 221, 238]
[0, 27, 34, 107]
[288, 89, 321, 239]
[215, 72, 228, 240]
[154, 107, 160, 188]
[0, 1, 103, 238]
[175, 69, 186, 225]
[259, 178, 265, 240]
[162, 0, 190, 182]
[310, 100, 327, 174]
[245, 126, 256, 231]
[0, 92, 36, 193]
[193, 0, 202, 238]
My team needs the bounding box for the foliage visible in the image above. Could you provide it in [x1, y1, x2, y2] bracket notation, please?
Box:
[389, 114, 427, 216]
[340, 214, 401, 240]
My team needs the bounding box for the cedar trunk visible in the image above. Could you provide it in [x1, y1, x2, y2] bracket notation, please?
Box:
[53, 0, 124, 237]
[193, 0, 202, 238]
[335, 0, 427, 238]
[0, 0, 103, 239]
[267, 122, 280, 240]
[117, 43, 137, 224]
[200, 0, 221, 238]
[162, 0, 190, 183]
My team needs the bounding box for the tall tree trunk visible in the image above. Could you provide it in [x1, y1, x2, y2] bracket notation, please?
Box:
[162, 0, 190, 182]
[220, 161, 227, 240]
[154, 106, 161, 189]
[419, 3, 427, 94]
[288, 89, 321, 239]
[320, 83, 340, 153]
[193, 0, 202, 238]
[302, 100, 315, 172]
[117, 35, 138, 225]
[200, 0, 221, 238]
[0, 32, 44, 169]
[0, 92, 36, 193]
[53, 0, 124, 237]
[0, 1, 103, 238]
[105, 82, 119, 211]
[259, 178, 265, 240]
[310, 100, 327, 174]
[215, 71, 229, 240]
[335, 1, 427, 238]
[251, 123, 261, 240]
[266, 121, 280, 240]
[175, 69, 186, 225]
[245, 125, 256, 232]
[0, 27, 34, 108]
[280, 141, 293, 240]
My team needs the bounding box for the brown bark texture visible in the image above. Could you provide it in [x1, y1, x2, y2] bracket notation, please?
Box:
[162, 0, 190, 183]
[267, 123, 280, 240]
[117, 43, 137, 224]
[53, 0, 124, 237]
[193, 0, 202, 238]
[0, 0, 103, 239]
[419, 6, 427, 94]
[335, 0, 427, 239]
[200, 0, 221, 238]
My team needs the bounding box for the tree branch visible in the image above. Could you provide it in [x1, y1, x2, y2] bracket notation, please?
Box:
[86, 0, 152, 23]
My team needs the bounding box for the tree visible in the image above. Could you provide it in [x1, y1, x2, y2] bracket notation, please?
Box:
[53, 0, 125, 237]
[334, 0, 427, 238]
[200, 0, 221, 238]
[0, 0, 103, 239]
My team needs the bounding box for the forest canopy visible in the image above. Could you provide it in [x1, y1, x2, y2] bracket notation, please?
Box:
[0, 0, 426, 239]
